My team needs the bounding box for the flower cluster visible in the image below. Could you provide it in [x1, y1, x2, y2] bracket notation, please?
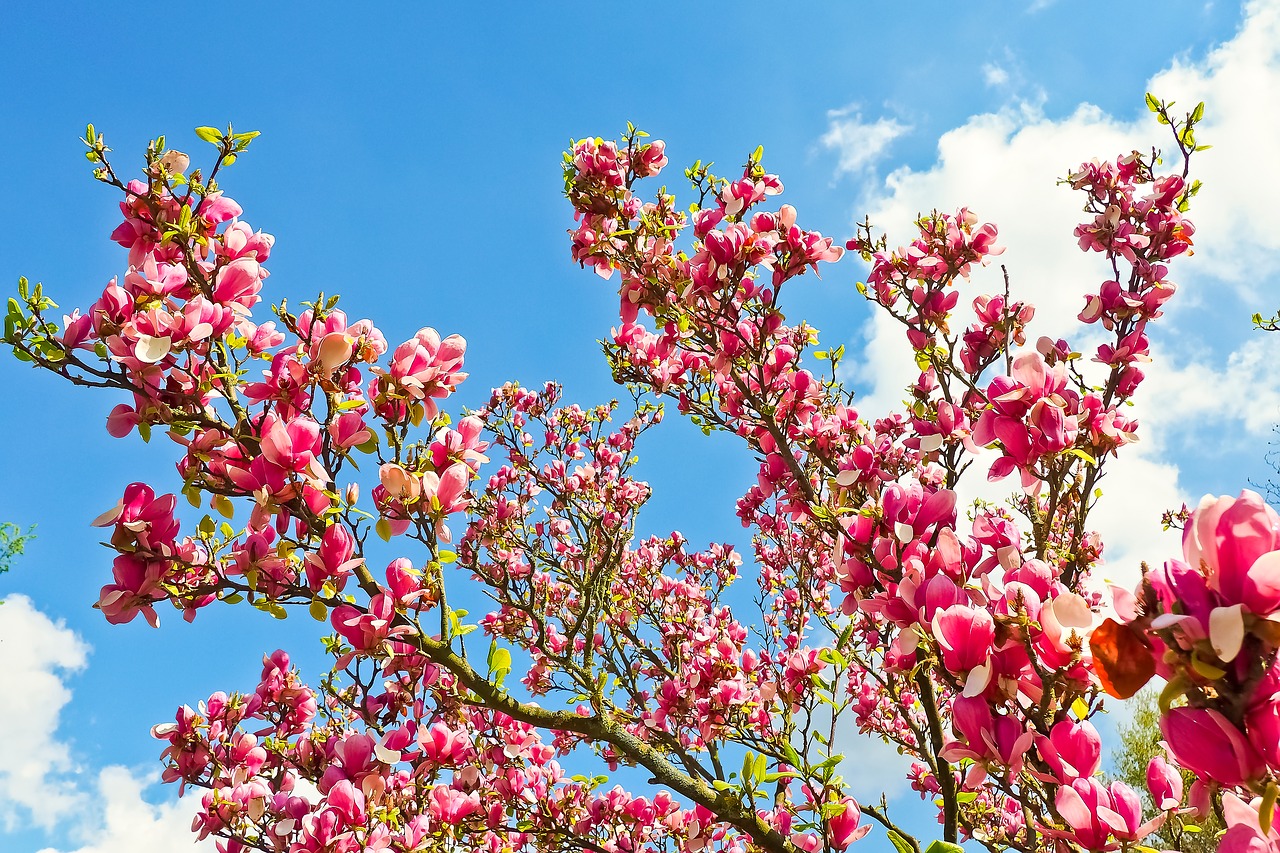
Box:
[8, 98, 1261, 853]
[1098, 490, 1280, 834]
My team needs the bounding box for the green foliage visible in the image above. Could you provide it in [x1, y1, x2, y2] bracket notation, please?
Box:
[1110, 688, 1222, 852]
[0, 522, 34, 603]
[0, 522, 33, 577]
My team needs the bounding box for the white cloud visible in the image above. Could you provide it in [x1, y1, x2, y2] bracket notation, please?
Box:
[0, 595, 210, 852]
[0, 594, 89, 830]
[36, 768, 203, 853]
[1145, 0, 1280, 299]
[982, 63, 1010, 87]
[1140, 335, 1280, 445]
[822, 106, 910, 179]
[841, 0, 1280, 584]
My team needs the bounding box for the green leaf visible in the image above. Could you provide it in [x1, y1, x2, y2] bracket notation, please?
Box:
[438, 550, 457, 564]
[487, 644, 512, 680]
[309, 599, 328, 621]
[1259, 781, 1278, 834]
[1191, 101, 1205, 123]
[1067, 448, 1097, 465]
[375, 518, 392, 542]
[925, 841, 965, 853]
[194, 126, 222, 144]
[821, 800, 849, 818]
[1145, 93, 1161, 113]
[887, 831, 915, 853]
[1191, 651, 1226, 680]
[751, 144, 764, 163]
[488, 648, 509, 681]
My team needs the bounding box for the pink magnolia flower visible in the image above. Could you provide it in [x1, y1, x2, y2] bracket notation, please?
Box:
[1160, 706, 1265, 788]
[219, 220, 274, 262]
[313, 331, 355, 372]
[329, 411, 372, 451]
[631, 140, 668, 177]
[1146, 754, 1183, 811]
[98, 554, 166, 627]
[326, 779, 366, 828]
[421, 463, 471, 515]
[303, 524, 363, 591]
[385, 557, 430, 608]
[1220, 793, 1280, 853]
[931, 605, 994, 694]
[212, 256, 265, 309]
[197, 192, 243, 225]
[259, 414, 328, 486]
[371, 328, 468, 422]
[330, 595, 412, 654]
[1036, 718, 1101, 783]
[378, 463, 421, 503]
[1184, 491, 1280, 617]
[1246, 667, 1280, 772]
[973, 352, 1080, 486]
[93, 482, 181, 552]
[1052, 778, 1162, 851]
[418, 722, 471, 765]
[429, 416, 490, 471]
[826, 798, 870, 849]
[428, 785, 480, 825]
[942, 697, 1035, 778]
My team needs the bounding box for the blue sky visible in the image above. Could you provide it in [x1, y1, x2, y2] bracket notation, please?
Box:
[2, 1, 1278, 850]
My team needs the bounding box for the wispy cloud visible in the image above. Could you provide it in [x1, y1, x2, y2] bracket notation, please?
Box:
[821, 106, 910, 179]
[982, 62, 1010, 87]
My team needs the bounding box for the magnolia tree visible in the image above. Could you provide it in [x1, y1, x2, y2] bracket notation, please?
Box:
[5, 98, 1279, 853]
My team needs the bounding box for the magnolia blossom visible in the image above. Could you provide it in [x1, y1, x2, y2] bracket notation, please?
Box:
[7, 112, 1234, 853]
